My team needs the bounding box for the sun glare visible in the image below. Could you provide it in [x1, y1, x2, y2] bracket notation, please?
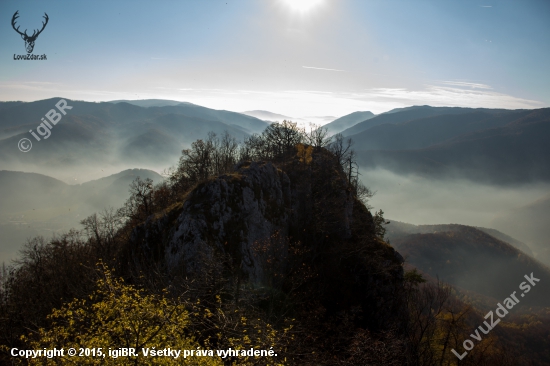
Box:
[280, 0, 325, 14]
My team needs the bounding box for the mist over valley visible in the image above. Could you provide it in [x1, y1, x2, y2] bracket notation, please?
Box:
[2, 99, 549, 270]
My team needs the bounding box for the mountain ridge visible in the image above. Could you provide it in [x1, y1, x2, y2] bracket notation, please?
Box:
[323, 111, 375, 135]
[391, 225, 550, 307]
[355, 108, 550, 184]
[0, 98, 268, 174]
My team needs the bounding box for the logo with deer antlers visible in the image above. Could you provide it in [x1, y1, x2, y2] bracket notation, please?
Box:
[11, 11, 49, 54]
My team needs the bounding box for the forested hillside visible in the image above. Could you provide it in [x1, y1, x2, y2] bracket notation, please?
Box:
[0, 98, 268, 174]
[354, 107, 550, 184]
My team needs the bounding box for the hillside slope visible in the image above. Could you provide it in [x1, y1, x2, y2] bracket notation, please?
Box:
[340, 105, 504, 136]
[0, 169, 164, 264]
[350, 110, 530, 151]
[386, 220, 534, 256]
[323, 111, 375, 135]
[0, 98, 267, 173]
[357, 108, 550, 184]
[391, 225, 550, 306]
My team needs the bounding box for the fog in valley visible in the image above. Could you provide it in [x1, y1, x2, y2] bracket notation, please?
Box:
[0, 166, 165, 264]
[3, 159, 549, 266]
[363, 167, 549, 230]
[0, 161, 165, 185]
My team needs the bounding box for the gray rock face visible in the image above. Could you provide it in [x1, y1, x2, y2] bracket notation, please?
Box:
[129, 154, 407, 332]
[166, 162, 292, 282]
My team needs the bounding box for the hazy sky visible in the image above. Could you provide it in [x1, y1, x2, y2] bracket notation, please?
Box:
[1, 0, 549, 117]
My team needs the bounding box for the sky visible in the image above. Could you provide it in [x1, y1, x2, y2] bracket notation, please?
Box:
[0, 0, 549, 118]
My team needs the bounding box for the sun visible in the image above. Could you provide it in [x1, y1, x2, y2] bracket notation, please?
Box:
[280, 0, 325, 14]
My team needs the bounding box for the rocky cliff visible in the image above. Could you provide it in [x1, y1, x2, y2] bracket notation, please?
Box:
[167, 161, 291, 282]
[130, 148, 406, 331]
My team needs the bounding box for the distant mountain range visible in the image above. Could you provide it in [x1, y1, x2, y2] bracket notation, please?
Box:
[349, 110, 523, 150]
[346, 106, 550, 184]
[2, 100, 549, 185]
[0, 168, 163, 214]
[323, 111, 375, 135]
[341, 106, 504, 136]
[0, 98, 269, 175]
[0, 168, 164, 264]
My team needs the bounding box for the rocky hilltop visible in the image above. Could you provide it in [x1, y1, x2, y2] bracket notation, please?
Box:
[167, 161, 292, 280]
[131, 146, 406, 332]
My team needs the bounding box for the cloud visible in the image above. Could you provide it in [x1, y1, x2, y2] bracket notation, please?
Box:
[0, 81, 63, 91]
[151, 57, 187, 61]
[18, 81, 59, 86]
[302, 66, 345, 72]
[0, 81, 138, 100]
[165, 86, 545, 117]
[354, 85, 545, 110]
[436, 80, 493, 90]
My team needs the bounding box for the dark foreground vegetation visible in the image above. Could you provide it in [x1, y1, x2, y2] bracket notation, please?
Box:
[1, 122, 549, 365]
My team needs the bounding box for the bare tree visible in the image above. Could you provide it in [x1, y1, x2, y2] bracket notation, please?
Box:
[262, 120, 305, 159]
[218, 131, 239, 173]
[118, 177, 155, 223]
[306, 123, 332, 149]
[327, 133, 353, 167]
[80, 207, 124, 258]
[240, 133, 264, 161]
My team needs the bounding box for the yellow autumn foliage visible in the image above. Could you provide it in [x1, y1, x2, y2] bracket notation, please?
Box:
[14, 264, 290, 365]
[296, 143, 313, 164]
[18, 265, 222, 365]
